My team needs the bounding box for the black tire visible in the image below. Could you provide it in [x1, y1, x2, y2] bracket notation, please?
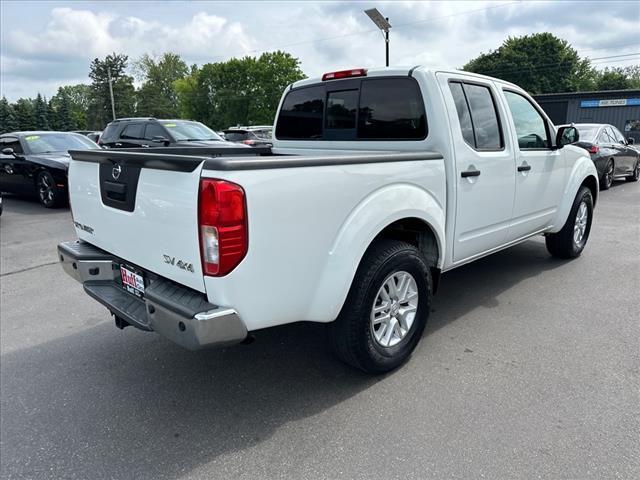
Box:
[545, 186, 593, 259]
[328, 239, 432, 374]
[600, 159, 614, 190]
[625, 160, 639, 182]
[35, 170, 65, 208]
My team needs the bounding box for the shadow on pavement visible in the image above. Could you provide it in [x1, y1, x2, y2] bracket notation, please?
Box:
[0, 238, 567, 479]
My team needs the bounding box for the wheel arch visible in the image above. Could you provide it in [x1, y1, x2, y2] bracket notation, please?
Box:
[305, 183, 446, 322]
[549, 159, 599, 234]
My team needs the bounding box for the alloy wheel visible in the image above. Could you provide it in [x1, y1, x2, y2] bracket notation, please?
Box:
[370, 271, 419, 348]
[573, 201, 589, 248]
[38, 173, 55, 207]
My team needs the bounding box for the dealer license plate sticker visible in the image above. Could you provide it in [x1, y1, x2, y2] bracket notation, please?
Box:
[120, 265, 145, 298]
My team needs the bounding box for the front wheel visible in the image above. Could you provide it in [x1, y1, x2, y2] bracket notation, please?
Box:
[36, 170, 65, 208]
[545, 186, 594, 259]
[328, 239, 431, 374]
[626, 160, 639, 182]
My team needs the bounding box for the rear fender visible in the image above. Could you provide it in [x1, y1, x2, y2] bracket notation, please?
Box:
[306, 183, 445, 321]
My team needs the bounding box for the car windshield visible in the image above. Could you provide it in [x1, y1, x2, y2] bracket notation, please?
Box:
[575, 126, 599, 142]
[160, 121, 222, 141]
[24, 133, 101, 154]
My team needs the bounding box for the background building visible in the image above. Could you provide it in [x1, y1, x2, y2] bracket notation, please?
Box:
[534, 89, 640, 143]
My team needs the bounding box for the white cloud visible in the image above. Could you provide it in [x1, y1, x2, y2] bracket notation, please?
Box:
[1, 1, 638, 101]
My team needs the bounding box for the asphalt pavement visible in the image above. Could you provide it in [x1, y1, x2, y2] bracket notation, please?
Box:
[1, 181, 638, 480]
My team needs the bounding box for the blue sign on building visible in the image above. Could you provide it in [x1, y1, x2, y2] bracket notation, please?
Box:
[581, 98, 640, 108]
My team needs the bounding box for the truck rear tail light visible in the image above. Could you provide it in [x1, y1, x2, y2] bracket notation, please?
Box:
[198, 179, 248, 276]
[322, 68, 367, 81]
[242, 139, 256, 145]
[588, 145, 599, 154]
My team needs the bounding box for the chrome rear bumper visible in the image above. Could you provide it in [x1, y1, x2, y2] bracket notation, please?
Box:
[58, 240, 247, 350]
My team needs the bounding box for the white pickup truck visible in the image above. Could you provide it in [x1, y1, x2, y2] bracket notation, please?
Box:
[59, 67, 598, 373]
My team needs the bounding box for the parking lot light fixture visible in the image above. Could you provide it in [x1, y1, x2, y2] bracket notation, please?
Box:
[364, 8, 392, 67]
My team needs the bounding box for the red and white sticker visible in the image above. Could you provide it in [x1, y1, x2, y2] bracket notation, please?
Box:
[120, 266, 145, 296]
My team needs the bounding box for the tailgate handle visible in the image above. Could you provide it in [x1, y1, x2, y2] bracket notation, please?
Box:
[104, 181, 127, 201]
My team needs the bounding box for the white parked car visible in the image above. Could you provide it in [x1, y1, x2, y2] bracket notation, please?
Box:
[59, 67, 598, 373]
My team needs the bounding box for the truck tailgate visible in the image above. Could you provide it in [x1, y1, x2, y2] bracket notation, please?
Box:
[68, 150, 206, 292]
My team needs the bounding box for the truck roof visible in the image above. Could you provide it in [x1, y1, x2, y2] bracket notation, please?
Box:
[289, 66, 520, 90]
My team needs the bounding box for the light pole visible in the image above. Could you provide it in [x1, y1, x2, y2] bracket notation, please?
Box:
[364, 8, 392, 67]
[107, 67, 116, 121]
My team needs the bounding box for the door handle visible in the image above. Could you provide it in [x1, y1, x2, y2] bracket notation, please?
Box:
[461, 169, 481, 178]
[141, 144, 150, 148]
[517, 164, 532, 172]
[114, 143, 123, 147]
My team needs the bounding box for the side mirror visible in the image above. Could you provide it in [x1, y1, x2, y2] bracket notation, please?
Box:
[1, 147, 15, 156]
[556, 126, 579, 148]
[151, 136, 170, 146]
[627, 137, 635, 145]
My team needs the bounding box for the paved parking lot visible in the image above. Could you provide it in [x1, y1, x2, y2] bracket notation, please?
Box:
[1, 182, 638, 480]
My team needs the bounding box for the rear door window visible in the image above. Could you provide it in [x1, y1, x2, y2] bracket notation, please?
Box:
[358, 78, 426, 139]
[449, 81, 503, 150]
[463, 84, 502, 150]
[275, 86, 325, 139]
[120, 123, 144, 140]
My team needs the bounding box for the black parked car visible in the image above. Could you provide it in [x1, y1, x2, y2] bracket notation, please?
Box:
[99, 118, 243, 149]
[223, 126, 273, 147]
[564, 123, 640, 189]
[0, 131, 100, 208]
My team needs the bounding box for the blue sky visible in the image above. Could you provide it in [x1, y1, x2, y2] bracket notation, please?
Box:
[1, 0, 638, 101]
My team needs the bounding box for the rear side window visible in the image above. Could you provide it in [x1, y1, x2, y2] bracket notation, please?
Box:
[449, 82, 475, 146]
[358, 79, 426, 139]
[120, 123, 144, 140]
[449, 81, 502, 150]
[276, 86, 325, 139]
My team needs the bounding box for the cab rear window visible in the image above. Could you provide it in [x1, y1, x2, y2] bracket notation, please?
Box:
[275, 77, 427, 141]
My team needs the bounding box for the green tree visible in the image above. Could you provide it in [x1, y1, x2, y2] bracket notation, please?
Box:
[175, 51, 305, 129]
[47, 98, 59, 130]
[14, 98, 36, 130]
[134, 52, 188, 117]
[463, 33, 595, 94]
[34, 93, 49, 130]
[174, 64, 204, 120]
[595, 67, 633, 90]
[0, 97, 19, 134]
[87, 53, 135, 129]
[56, 91, 75, 131]
[52, 84, 91, 130]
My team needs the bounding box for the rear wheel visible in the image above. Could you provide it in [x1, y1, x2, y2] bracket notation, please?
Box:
[545, 186, 593, 259]
[600, 159, 614, 190]
[625, 160, 639, 182]
[36, 170, 65, 208]
[328, 239, 431, 374]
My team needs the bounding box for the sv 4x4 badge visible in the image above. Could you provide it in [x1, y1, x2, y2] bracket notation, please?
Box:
[163, 255, 195, 273]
